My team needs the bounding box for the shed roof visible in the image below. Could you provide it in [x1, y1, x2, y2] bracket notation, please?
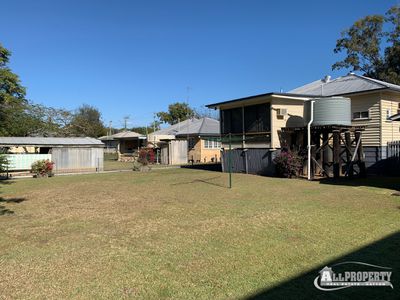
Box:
[152, 117, 220, 137]
[289, 74, 400, 96]
[0, 137, 104, 147]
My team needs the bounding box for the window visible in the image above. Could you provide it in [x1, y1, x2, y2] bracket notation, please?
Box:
[221, 104, 270, 135]
[204, 139, 221, 149]
[244, 103, 270, 133]
[221, 108, 243, 134]
[204, 139, 211, 149]
[353, 111, 369, 120]
[398, 103, 400, 114]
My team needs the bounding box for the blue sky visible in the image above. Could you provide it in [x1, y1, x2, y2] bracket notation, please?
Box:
[1, 0, 398, 128]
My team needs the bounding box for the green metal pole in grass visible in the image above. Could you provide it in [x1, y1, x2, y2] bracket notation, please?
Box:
[228, 133, 232, 189]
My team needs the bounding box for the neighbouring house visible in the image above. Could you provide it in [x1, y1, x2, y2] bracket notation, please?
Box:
[148, 117, 220, 165]
[99, 131, 146, 161]
[206, 73, 400, 175]
[0, 137, 104, 174]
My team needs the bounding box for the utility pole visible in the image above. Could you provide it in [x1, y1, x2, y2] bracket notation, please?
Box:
[108, 121, 112, 136]
[153, 114, 156, 133]
[186, 87, 191, 155]
[123, 116, 130, 131]
[153, 113, 159, 164]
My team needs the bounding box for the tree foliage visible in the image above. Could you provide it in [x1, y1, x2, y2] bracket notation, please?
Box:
[0, 43, 29, 136]
[333, 5, 400, 84]
[130, 122, 161, 135]
[0, 153, 8, 172]
[69, 104, 106, 137]
[194, 106, 219, 120]
[156, 102, 196, 125]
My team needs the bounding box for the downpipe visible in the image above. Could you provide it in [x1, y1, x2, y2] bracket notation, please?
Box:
[307, 100, 315, 180]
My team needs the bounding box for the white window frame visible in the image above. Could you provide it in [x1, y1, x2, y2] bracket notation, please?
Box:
[204, 139, 220, 149]
[352, 110, 370, 121]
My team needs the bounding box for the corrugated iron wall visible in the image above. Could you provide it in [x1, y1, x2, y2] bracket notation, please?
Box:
[51, 147, 103, 173]
[169, 140, 188, 165]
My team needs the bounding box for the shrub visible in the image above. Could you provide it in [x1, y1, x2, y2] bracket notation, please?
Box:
[0, 154, 9, 173]
[133, 149, 155, 171]
[273, 150, 303, 178]
[31, 159, 55, 178]
[137, 148, 155, 165]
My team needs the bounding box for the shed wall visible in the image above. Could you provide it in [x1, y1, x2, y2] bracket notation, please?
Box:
[52, 147, 103, 173]
[168, 140, 188, 165]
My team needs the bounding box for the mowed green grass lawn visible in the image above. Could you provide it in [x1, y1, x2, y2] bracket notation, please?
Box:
[0, 169, 399, 299]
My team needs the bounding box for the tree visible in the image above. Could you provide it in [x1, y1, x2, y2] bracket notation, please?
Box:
[69, 104, 106, 137]
[0, 43, 29, 136]
[131, 122, 161, 135]
[332, 5, 400, 84]
[381, 6, 400, 84]
[156, 102, 196, 125]
[194, 106, 219, 120]
[0, 153, 8, 172]
[26, 104, 73, 136]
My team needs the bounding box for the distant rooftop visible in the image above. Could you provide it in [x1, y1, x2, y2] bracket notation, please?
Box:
[0, 137, 104, 147]
[99, 131, 146, 140]
[152, 117, 220, 137]
[289, 73, 400, 96]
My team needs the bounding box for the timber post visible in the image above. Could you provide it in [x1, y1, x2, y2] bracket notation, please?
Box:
[344, 131, 353, 178]
[322, 131, 330, 177]
[333, 130, 341, 178]
[355, 131, 366, 178]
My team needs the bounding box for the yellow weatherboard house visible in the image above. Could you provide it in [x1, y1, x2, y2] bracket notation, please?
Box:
[207, 74, 400, 175]
[148, 117, 220, 165]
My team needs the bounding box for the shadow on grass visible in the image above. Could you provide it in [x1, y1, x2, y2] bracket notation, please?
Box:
[0, 179, 25, 215]
[171, 175, 227, 188]
[180, 163, 222, 172]
[318, 176, 400, 192]
[243, 231, 400, 300]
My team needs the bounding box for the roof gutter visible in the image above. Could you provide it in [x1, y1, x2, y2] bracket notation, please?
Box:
[206, 92, 317, 109]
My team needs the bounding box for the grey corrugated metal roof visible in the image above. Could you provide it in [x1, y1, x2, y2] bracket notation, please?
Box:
[0, 137, 104, 147]
[152, 117, 220, 137]
[111, 131, 146, 139]
[289, 74, 400, 96]
[98, 131, 146, 140]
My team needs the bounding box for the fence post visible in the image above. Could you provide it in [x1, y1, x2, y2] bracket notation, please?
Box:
[333, 130, 341, 178]
[228, 133, 232, 189]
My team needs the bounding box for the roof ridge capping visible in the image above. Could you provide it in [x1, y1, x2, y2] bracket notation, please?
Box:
[352, 73, 400, 89]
